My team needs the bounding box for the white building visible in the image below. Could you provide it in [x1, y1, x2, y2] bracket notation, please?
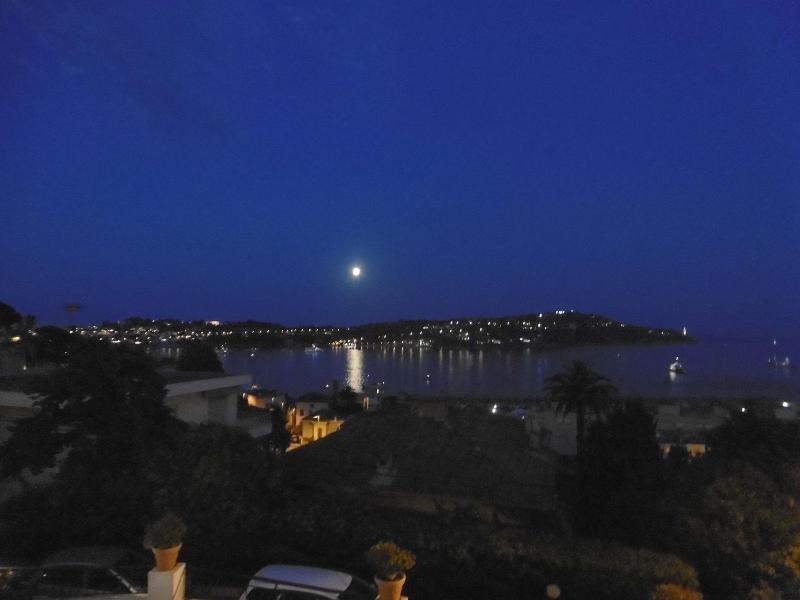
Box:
[163, 372, 251, 426]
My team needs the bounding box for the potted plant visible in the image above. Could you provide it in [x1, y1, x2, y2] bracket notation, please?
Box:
[143, 512, 187, 571]
[365, 541, 415, 600]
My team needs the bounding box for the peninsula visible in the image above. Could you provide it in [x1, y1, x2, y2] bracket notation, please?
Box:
[74, 310, 690, 350]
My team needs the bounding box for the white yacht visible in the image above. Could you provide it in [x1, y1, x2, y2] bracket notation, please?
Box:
[768, 356, 790, 368]
[668, 357, 684, 374]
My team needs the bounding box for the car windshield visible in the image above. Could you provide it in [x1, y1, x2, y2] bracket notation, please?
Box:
[114, 566, 149, 592]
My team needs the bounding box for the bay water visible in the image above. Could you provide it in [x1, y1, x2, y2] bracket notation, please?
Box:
[221, 337, 800, 400]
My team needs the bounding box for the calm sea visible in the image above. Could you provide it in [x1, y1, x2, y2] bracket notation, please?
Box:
[220, 338, 800, 400]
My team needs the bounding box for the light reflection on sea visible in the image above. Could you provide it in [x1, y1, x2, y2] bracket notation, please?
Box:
[221, 337, 800, 400]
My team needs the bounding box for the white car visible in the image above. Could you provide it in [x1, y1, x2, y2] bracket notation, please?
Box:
[239, 564, 376, 600]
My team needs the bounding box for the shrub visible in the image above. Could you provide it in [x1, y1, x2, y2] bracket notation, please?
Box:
[144, 512, 187, 549]
[365, 541, 416, 581]
[491, 536, 700, 600]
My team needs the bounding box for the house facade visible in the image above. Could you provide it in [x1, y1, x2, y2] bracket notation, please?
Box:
[163, 373, 251, 426]
[292, 399, 329, 429]
[300, 411, 343, 442]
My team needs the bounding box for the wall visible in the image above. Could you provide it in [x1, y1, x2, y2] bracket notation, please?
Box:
[165, 386, 240, 426]
[166, 392, 210, 424]
[0, 391, 35, 444]
[164, 375, 250, 427]
[300, 418, 343, 442]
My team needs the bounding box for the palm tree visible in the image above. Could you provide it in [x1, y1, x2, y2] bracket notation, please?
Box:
[544, 360, 617, 455]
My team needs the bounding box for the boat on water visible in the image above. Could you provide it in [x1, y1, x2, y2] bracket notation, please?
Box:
[668, 357, 684, 374]
[305, 344, 323, 353]
[768, 356, 791, 368]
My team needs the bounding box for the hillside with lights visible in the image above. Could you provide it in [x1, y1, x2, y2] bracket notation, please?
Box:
[71, 311, 690, 350]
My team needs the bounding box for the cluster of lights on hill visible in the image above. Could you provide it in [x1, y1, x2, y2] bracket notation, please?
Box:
[69, 311, 688, 349]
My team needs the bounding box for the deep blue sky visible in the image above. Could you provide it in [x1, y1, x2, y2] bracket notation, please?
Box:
[2, 1, 798, 335]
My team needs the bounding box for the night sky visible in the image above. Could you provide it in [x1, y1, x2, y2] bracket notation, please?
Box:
[2, 2, 798, 336]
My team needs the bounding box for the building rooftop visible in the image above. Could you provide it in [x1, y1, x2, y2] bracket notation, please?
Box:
[158, 368, 241, 383]
[287, 408, 555, 510]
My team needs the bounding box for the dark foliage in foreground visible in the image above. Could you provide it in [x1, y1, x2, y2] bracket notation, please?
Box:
[254, 495, 698, 600]
[658, 413, 800, 600]
[176, 341, 224, 372]
[575, 401, 800, 600]
[0, 342, 270, 563]
[574, 401, 665, 546]
[0, 340, 185, 550]
[2, 347, 798, 599]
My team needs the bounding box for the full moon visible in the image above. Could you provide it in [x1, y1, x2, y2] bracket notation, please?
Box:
[351, 266, 361, 278]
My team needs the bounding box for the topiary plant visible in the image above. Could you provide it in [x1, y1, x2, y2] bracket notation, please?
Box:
[365, 541, 416, 581]
[143, 512, 187, 549]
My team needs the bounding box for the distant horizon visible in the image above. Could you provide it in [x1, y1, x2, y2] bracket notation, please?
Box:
[19, 304, 798, 340]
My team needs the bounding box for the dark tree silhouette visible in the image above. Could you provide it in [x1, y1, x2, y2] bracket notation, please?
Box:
[177, 341, 224, 372]
[1, 340, 182, 477]
[577, 401, 665, 545]
[158, 424, 275, 568]
[0, 340, 186, 551]
[30, 325, 77, 365]
[331, 384, 361, 414]
[544, 360, 616, 455]
[0, 301, 22, 329]
[269, 406, 291, 453]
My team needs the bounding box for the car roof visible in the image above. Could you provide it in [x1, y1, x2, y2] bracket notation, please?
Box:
[42, 547, 137, 568]
[251, 565, 353, 593]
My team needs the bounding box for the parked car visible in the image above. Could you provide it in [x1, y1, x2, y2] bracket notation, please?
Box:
[27, 547, 150, 599]
[239, 564, 376, 600]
